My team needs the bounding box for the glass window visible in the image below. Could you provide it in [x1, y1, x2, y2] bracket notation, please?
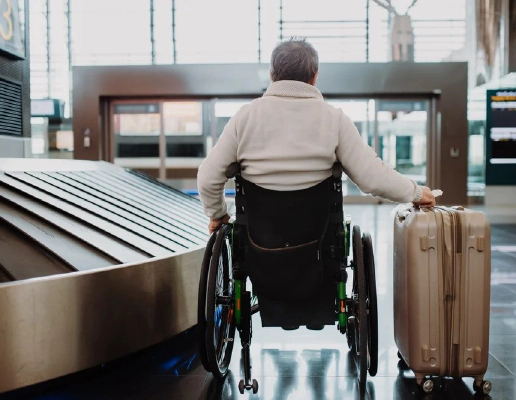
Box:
[29, 0, 48, 100]
[115, 114, 160, 137]
[214, 100, 251, 137]
[71, 0, 151, 65]
[280, 0, 368, 62]
[29, 0, 468, 118]
[398, 0, 467, 62]
[153, 0, 174, 64]
[175, 0, 259, 63]
[163, 101, 203, 136]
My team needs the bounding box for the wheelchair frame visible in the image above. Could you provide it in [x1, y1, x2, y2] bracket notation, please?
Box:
[198, 163, 378, 394]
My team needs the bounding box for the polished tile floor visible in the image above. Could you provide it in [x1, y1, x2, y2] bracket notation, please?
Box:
[1, 205, 515, 400]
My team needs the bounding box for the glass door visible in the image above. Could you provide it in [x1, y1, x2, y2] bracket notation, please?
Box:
[328, 99, 377, 201]
[111, 101, 162, 176]
[376, 99, 428, 187]
[110, 99, 207, 182]
[329, 98, 429, 203]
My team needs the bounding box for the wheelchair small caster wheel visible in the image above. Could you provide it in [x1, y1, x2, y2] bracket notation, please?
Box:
[252, 379, 259, 394]
[420, 378, 434, 393]
[473, 380, 492, 395]
[238, 379, 245, 394]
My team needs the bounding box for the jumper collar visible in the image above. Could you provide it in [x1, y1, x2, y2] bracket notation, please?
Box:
[263, 80, 323, 100]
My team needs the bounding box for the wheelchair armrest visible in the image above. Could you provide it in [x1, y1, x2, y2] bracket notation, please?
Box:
[225, 162, 241, 179]
[332, 162, 343, 179]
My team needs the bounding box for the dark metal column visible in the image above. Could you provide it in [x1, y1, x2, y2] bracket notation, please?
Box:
[258, 0, 261, 62]
[510, 0, 516, 72]
[67, 0, 73, 115]
[172, 0, 177, 63]
[279, 0, 283, 41]
[366, 0, 370, 62]
[46, 0, 51, 97]
[150, 0, 155, 64]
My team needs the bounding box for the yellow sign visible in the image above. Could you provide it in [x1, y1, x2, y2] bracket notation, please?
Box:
[491, 96, 516, 102]
[0, 0, 13, 41]
[0, 0, 23, 58]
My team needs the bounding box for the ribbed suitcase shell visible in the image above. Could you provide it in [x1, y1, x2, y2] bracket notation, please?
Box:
[393, 205, 491, 385]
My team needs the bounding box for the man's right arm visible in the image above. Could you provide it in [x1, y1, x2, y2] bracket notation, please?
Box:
[197, 114, 239, 219]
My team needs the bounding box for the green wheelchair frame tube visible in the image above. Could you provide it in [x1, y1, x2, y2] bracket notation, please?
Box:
[338, 218, 351, 328]
[229, 224, 242, 326]
[338, 281, 347, 328]
[235, 279, 242, 325]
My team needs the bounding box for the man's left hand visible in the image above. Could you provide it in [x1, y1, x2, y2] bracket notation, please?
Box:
[209, 213, 231, 234]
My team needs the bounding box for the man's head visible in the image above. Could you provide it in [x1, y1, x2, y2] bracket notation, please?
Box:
[270, 38, 319, 85]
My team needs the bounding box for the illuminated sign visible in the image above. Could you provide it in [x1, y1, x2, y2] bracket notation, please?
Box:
[31, 99, 65, 119]
[0, 0, 24, 59]
[486, 89, 516, 185]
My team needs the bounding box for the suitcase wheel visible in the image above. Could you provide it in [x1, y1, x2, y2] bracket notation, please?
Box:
[420, 378, 434, 393]
[473, 380, 492, 395]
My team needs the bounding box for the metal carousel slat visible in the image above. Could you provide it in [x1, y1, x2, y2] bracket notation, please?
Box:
[91, 171, 208, 234]
[0, 186, 149, 263]
[0, 200, 119, 271]
[0, 219, 74, 280]
[106, 170, 208, 225]
[67, 171, 208, 240]
[0, 174, 170, 258]
[51, 172, 206, 245]
[8, 172, 184, 253]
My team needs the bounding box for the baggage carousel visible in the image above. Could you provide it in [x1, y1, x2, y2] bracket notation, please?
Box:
[0, 159, 209, 393]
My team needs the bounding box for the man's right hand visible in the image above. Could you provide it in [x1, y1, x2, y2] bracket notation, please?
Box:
[413, 186, 436, 207]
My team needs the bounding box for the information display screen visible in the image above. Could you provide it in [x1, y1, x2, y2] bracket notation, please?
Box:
[0, 0, 24, 59]
[486, 89, 516, 185]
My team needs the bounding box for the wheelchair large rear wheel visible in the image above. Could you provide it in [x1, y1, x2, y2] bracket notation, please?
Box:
[198, 232, 217, 372]
[362, 232, 378, 377]
[206, 224, 236, 379]
[351, 225, 368, 389]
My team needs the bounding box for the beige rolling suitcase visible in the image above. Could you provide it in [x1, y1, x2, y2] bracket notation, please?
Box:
[393, 205, 492, 395]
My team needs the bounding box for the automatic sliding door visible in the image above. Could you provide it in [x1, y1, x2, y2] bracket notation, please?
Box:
[376, 100, 428, 186]
[330, 98, 429, 202]
[111, 100, 206, 183]
[329, 99, 379, 202]
[112, 102, 162, 173]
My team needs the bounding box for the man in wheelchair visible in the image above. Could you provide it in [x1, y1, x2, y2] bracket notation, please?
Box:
[196, 38, 435, 394]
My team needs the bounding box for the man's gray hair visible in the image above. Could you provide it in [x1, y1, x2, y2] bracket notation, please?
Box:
[270, 38, 319, 83]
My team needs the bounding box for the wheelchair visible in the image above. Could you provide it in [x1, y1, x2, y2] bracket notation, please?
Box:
[197, 162, 378, 394]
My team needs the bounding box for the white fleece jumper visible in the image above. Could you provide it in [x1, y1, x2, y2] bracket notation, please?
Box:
[197, 80, 423, 219]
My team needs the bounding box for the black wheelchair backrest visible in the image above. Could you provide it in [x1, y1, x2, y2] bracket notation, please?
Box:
[225, 162, 341, 179]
